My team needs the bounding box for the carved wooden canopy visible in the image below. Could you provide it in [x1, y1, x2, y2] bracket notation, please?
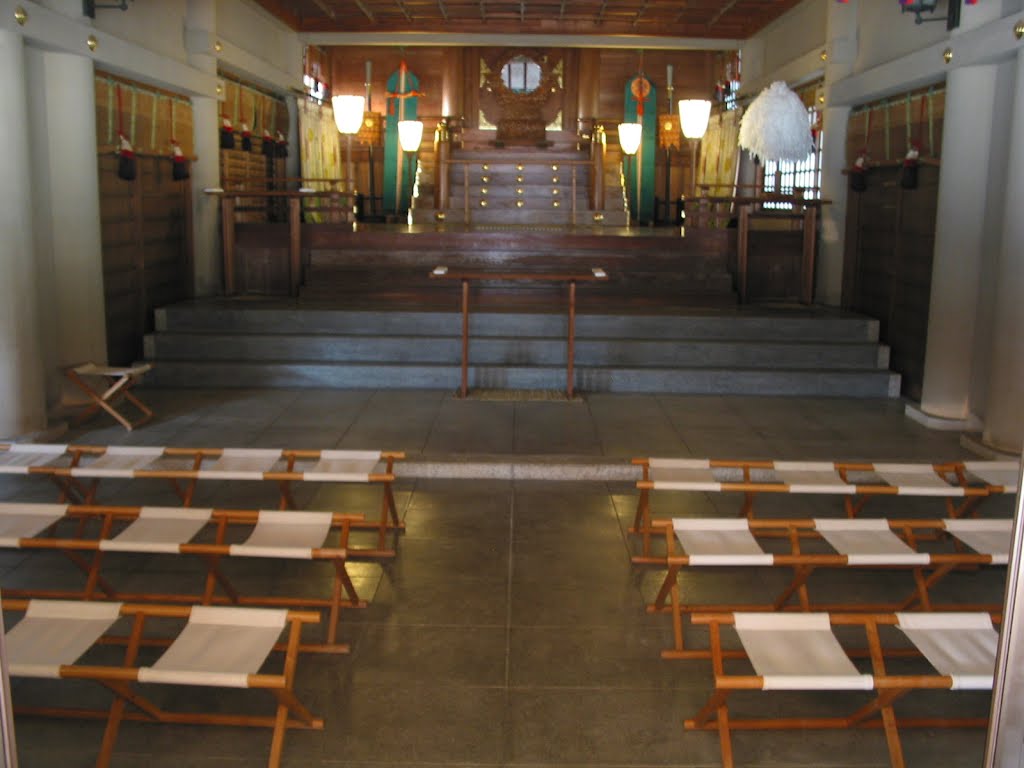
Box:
[479, 49, 563, 146]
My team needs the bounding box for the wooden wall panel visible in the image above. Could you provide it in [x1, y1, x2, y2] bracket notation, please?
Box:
[98, 154, 191, 365]
[747, 230, 804, 302]
[844, 164, 938, 400]
[325, 45, 715, 126]
[328, 47, 447, 120]
[321, 44, 715, 224]
[843, 86, 945, 399]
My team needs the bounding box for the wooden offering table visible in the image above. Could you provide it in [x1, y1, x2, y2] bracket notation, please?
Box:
[429, 267, 609, 399]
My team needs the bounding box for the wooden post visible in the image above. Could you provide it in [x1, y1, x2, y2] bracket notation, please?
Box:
[737, 204, 750, 304]
[460, 278, 469, 398]
[567, 280, 577, 398]
[698, 190, 710, 229]
[435, 129, 450, 211]
[591, 129, 604, 211]
[133, 163, 147, 343]
[802, 204, 817, 305]
[288, 196, 301, 297]
[221, 195, 236, 295]
[571, 165, 577, 225]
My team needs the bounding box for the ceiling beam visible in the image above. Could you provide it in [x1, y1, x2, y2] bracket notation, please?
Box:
[631, 0, 649, 29]
[302, 31, 741, 49]
[311, 0, 337, 18]
[353, 0, 376, 22]
[253, 0, 304, 29]
[706, 0, 738, 30]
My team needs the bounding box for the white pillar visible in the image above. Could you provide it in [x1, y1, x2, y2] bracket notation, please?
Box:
[918, 65, 998, 422]
[817, 105, 850, 306]
[186, 0, 222, 297]
[982, 49, 1024, 454]
[27, 49, 108, 405]
[190, 95, 222, 296]
[817, 0, 858, 307]
[0, 30, 46, 435]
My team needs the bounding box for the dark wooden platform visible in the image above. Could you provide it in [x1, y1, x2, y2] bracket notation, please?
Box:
[233, 223, 741, 308]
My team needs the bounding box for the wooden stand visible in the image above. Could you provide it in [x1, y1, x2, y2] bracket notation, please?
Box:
[429, 268, 608, 398]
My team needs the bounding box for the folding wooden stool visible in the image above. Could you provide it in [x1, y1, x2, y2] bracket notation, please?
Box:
[685, 611, 998, 768]
[66, 362, 154, 431]
[4, 598, 323, 768]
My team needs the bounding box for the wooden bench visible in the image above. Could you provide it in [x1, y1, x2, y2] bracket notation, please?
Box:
[631, 457, 1019, 557]
[0, 502, 369, 653]
[686, 610, 997, 768]
[0, 443, 406, 555]
[641, 516, 1009, 659]
[4, 599, 322, 768]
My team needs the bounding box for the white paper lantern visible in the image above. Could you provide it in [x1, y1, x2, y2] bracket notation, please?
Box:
[618, 123, 642, 156]
[332, 95, 365, 135]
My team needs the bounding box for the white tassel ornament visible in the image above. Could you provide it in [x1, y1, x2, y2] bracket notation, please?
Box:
[737, 81, 813, 163]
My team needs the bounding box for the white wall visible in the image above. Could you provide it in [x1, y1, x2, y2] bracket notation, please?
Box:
[0, 0, 303, 430]
[90, 0, 191, 64]
[217, 0, 303, 86]
[852, 1, 949, 73]
[740, 0, 828, 95]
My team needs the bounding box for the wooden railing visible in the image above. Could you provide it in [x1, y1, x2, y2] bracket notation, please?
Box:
[684, 192, 829, 305]
[206, 188, 356, 297]
[222, 178, 357, 224]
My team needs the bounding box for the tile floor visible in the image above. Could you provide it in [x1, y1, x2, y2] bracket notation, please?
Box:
[0, 388, 1011, 767]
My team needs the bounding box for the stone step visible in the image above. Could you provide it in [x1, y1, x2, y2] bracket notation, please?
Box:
[154, 307, 881, 343]
[146, 332, 888, 370]
[297, 270, 737, 301]
[142, 359, 900, 398]
[146, 303, 897, 397]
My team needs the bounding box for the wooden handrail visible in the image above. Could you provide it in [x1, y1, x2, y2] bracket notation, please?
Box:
[209, 190, 356, 199]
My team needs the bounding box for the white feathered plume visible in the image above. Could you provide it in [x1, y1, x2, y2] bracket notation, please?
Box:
[737, 81, 813, 163]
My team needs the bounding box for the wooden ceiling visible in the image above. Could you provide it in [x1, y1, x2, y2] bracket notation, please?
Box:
[254, 0, 803, 39]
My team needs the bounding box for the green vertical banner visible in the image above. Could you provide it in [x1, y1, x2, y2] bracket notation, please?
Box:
[383, 62, 421, 215]
[623, 75, 656, 224]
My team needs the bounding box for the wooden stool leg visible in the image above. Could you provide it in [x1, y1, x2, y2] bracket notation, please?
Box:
[66, 367, 153, 431]
[717, 701, 735, 768]
[268, 703, 290, 768]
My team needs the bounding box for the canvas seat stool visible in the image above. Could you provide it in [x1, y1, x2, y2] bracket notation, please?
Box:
[66, 362, 154, 431]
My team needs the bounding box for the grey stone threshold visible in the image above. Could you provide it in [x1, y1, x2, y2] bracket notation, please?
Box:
[394, 453, 641, 481]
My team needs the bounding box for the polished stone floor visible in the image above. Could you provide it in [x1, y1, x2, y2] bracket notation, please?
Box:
[0, 388, 1011, 767]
